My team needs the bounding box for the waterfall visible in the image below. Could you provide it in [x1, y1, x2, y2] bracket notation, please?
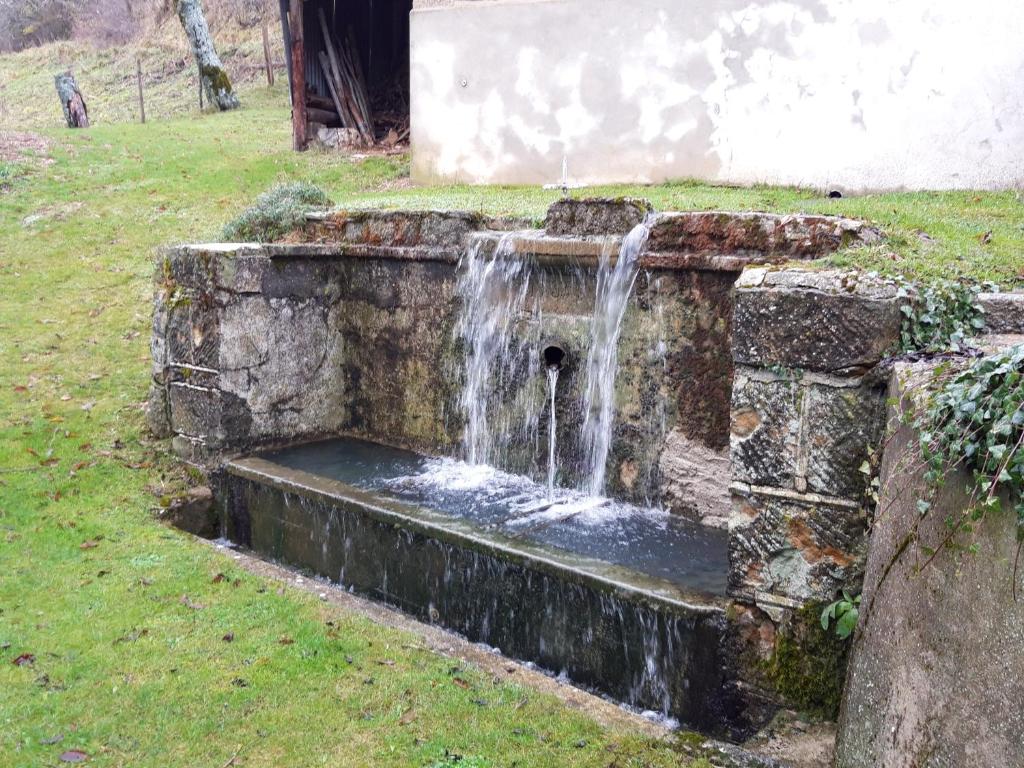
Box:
[546, 366, 559, 500]
[580, 221, 650, 496]
[456, 235, 533, 466]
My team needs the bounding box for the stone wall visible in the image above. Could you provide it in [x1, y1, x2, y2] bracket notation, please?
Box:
[835, 361, 1024, 768]
[726, 269, 900, 614]
[149, 235, 465, 461]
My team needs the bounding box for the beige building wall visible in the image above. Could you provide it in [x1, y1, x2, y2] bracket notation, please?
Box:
[409, 0, 1024, 190]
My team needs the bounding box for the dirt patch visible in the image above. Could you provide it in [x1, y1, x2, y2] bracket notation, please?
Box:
[0, 130, 51, 164]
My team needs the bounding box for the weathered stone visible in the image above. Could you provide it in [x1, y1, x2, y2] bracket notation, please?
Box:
[979, 291, 1024, 334]
[315, 126, 362, 149]
[803, 382, 886, 499]
[835, 362, 1024, 768]
[544, 197, 653, 237]
[733, 269, 903, 373]
[730, 371, 800, 490]
[146, 381, 172, 439]
[160, 486, 218, 538]
[165, 299, 220, 370]
[299, 210, 486, 249]
[168, 382, 222, 441]
[659, 430, 731, 528]
[728, 488, 867, 603]
[646, 212, 881, 260]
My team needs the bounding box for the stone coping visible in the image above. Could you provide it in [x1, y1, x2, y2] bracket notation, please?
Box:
[226, 455, 729, 614]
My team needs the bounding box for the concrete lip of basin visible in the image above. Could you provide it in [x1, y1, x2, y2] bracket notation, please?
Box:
[216, 437, 753, 739]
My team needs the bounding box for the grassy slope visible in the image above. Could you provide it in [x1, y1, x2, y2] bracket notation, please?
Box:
[0, 71, 706, 768]
[0, 24, 1022, 768]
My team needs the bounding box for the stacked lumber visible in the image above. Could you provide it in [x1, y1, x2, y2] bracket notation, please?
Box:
[316, 9, 375, 145]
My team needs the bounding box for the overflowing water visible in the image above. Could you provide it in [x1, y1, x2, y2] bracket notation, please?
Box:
[545, 366, 559, 499]
[456, 234, 535, 466]
[453, 218, 650, 502]
[579, 222, 650, 495]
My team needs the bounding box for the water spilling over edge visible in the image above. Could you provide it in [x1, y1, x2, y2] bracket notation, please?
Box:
[580, 221, 651, 496]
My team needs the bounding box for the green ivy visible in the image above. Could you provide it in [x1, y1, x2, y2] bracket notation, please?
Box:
[915, 343, 1024, 543]
[897, 279, 993, 353]
[221, 182, 332, 243]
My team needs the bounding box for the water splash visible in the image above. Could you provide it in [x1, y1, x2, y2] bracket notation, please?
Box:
[580, 221, 650, 495]
[456, 235, 534, 466]
[545, 366, 559, 500]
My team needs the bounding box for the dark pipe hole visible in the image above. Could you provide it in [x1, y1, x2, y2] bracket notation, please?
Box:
[543, 345, 566, 370]
[828, 190, 843, 199]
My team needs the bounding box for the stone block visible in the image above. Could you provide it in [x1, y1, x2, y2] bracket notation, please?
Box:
[730, 371, 800, 489]
[728, 488, 868, 603]
[544, 197, 653, 237]
[733, 270, 903, 373]
[803, 382, 886, 499]
[165, 300, 220, 370]
[979, 291, 1024, 334]
[168, 383, 221, 441]
[658, 430, 731, 528]
[646, 212, 881, 259]
[146, 382, 172, 439]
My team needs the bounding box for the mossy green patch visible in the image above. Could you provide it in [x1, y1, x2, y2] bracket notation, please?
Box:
[763, 603, 850, 718]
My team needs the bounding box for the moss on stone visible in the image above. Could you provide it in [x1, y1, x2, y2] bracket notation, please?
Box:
[763, 602, 849, 718]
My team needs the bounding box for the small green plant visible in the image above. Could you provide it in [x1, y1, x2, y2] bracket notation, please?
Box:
[897, 279, 992, 353]
[820, 590, 861, 639]
[221, 181, 332, 242]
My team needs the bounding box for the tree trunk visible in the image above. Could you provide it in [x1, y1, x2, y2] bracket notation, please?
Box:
[173, 0, 240, 111]
[54, 72, 89, 128]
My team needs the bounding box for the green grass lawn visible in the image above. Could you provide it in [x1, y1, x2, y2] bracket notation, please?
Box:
[1, 41, 1022, 767]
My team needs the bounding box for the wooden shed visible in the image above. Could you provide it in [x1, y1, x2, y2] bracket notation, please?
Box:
[279, 0, 412, 150]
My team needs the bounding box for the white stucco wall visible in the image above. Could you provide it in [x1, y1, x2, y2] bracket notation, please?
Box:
[410, 0, 1024, 190]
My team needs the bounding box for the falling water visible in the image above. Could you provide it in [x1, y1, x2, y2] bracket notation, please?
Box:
[456, 235, 534, 466]
[546, 366, 559, 499]
[580, 221, 650, 496]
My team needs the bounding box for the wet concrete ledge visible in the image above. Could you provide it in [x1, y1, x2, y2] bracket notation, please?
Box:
[218, 455, 759, 739]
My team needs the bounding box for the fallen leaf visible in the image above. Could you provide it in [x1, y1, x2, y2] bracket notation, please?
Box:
[59, 750, 88, 763]
[12, 653, 35, 666]
[399, 708, 416, 726]
[278, 636, 294, 645]
[179, 595, 204, 610]
[79, 540, 99, 550]
[376, 659, 395, 667]
[978, 230, 993, 244]
[452, 677, 471, 690]
[211, 573, 226, 583]
[222, 632, 234, 643]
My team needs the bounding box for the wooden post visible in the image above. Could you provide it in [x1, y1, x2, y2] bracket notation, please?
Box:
[54, 71, 89, 128]
[289, 0, 307, 151]
[262, 24, 275, 87]
[136, 58, 146, 124]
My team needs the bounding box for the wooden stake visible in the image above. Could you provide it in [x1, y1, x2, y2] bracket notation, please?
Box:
[136, 58, 146, 124]
[317, 51, 346, 127]
[262, 24, 275, 87]
[289, 0, 307, 151]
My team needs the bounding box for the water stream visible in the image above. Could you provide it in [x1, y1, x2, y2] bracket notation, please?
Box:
[455, 219, 650, 500]
[456, 234, 534, 467]
[546, 366, 559, 499]
[579, 221, 650, 495]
